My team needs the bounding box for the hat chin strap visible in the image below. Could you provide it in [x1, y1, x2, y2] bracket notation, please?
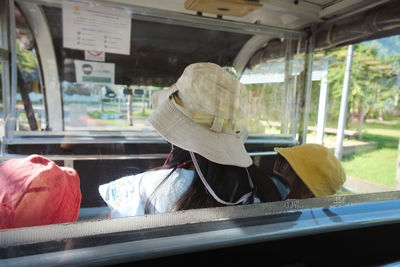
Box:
[189, 151, 253, 206]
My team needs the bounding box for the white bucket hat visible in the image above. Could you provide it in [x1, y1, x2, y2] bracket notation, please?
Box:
[147, 62, 252, 167]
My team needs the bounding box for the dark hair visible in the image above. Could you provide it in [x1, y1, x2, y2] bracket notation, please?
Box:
[145, 146, 282, 213]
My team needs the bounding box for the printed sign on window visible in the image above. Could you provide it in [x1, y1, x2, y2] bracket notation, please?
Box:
[74, 60, 115, 84]
[85, 50, 105, 62]
[63, 2, 131, 55]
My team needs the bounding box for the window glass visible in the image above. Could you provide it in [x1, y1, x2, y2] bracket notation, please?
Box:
[40, 4, 253, 134]
[14, 7, 45, 132]
[306, 35, 400, 194]
[240, 39, 303, 138]
[9, 1, 304, 138]
[1, 0, 400, 265]
[0, 8, 3, 48]
[3, 0, 397, 220]
[61, 82, 162, 132]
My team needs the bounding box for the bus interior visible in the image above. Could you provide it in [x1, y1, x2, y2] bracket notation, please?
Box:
[1, 0, 400, 265]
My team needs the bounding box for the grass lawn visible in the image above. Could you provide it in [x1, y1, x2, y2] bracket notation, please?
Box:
[341, 117, 400, 188]
[342, 148, 397, 187]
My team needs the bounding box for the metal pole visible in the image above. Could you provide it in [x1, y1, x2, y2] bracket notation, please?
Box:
[300, 26, 316, 144]
[358, 73, 367, 140]
[7, 0, 16, 138]
[0, 0, 10, 156]
[316, 66, 329, 144]
[335, 44, 354, 160]
[290, 39, 302, 139]
[359, 94, 365, 140]
[397, 140, 400, 190]
[282, 38, 293, 135]
[99, 91, 104, 112]
[127, 94, 133, 126]
[148, 88, 152, 108]
[142, 90, 145, 114]
[0, 0, 9, 112]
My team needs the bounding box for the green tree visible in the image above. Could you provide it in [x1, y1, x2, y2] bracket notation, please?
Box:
[325, 44, 398, 128]
[16, 39, 40, 130]
[16, 39, 39, 79]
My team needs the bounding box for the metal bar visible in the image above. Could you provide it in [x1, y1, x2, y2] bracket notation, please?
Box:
[249, 151, 277, 156]
[282, 38, 294, 135]
[397, 140, 400, 190]
[0, 47, 8, 60]
[7, 0, 16, 138]
[0, 151, 278, 161]
[358, 95, 365, 140]
[316, 64, 329, 144]
[18, 1, 63, 131]
[0, 0, 9, 54]
[2, 135, 296, 145]
[1, 191, 400, 246]
[0, 0, 10, 156]
[335, 44, 354, 160]
[299, 26, 316, 144]
[0, 59, 10, 156]
[290, 39, 302, 139]
[0, 151, 279, 162]
[0, 151, 277, 162]
[0, 153, 169, 161]
[2, 137, 165, 144]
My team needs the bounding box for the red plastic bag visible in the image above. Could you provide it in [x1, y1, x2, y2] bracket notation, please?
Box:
[0, 155, 81, 229]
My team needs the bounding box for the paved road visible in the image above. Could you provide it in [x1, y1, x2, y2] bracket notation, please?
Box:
[344, 176, 395, 194]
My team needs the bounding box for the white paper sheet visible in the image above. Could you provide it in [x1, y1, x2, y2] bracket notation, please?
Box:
[63, 2, 131, 55]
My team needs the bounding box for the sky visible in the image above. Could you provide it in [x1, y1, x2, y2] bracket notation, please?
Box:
[363, 34, 400, 57]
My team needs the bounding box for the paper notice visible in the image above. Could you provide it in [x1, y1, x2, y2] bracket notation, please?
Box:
[85, 50, 105, 62]
[74, 60, 115, 84]
[63, 2, 131, 55]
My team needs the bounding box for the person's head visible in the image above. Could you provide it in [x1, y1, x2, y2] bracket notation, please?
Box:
[273, 144, 346, 198]
[147, 62, 258, 208]
[148, 62, 252, 168]
[0, 155, 81, 229]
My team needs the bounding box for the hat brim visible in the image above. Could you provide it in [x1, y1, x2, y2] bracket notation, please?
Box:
[148, 98, 252, 167]
[150, 85, 178, 110]
[274, 146, 345, 197]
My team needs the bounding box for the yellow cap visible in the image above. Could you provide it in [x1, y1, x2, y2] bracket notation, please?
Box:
[274, 144, 346, 197]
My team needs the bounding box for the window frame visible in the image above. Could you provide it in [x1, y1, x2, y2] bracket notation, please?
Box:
[2, 0, 307, 145]
[1, 0, 400, 265]
[1, 191, 400, 265]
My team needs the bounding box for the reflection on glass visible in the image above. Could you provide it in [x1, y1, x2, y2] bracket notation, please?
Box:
[62, 81, 163, 132]
[15, 7, 44, 132]
[241, 53, 305, 137]
[309, 35, 400, 194]
[41, 3, 252, 134]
